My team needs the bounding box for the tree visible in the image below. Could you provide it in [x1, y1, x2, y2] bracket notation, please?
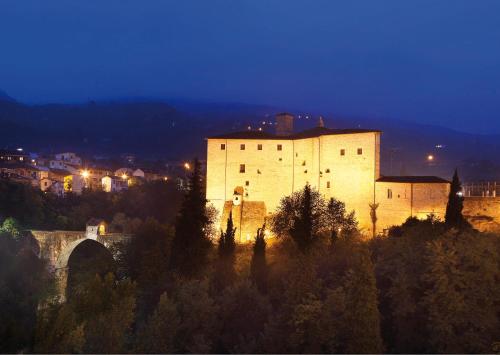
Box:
[124, 218, 173, 318]
[214, 212, 237, 289]
[369, 203, 379, 238]
[135, 292, 180, 353]
[217, 280, 271, 353]
[445, 169, 469, 229]
[325, 198, 358, 243]
[251, 223, 268, 293]
[170, 158, 212, 277]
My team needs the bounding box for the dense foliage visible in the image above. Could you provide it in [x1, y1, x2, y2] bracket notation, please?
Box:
[1, 178, 499, 354]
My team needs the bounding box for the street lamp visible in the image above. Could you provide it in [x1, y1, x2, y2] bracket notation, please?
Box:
[427, 154, 434, 162]
[121, 173, 128, 180]
[81, 170, 90, 179]
[184, 162, 191, 170]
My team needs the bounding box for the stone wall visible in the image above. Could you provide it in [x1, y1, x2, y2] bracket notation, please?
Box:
[463, 197, 500, 233]
[207, 131, 380, 236]
[375, 182, 449, 233]
[220, 200, 267, 243]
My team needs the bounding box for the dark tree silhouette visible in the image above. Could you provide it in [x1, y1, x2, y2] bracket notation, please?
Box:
[289, 184, 316, 251]
[250, 223, 268, 293]
[170, 158, 212, 277]
[445, 169, 469, 229]
[215, 212, 237, 289]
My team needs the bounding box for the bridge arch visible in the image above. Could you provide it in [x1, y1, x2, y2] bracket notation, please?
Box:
[29, 228, 130, 304]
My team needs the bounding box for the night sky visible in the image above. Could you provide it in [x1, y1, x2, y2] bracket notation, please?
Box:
[1, 0, 500, 134]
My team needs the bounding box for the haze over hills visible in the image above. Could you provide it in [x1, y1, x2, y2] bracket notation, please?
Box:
[0, 90, 499, 181]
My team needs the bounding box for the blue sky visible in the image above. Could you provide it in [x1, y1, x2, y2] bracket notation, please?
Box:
[1, 0, 499, 133]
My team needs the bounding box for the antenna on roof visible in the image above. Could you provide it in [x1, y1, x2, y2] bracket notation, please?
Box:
[318, 116, 325, 128]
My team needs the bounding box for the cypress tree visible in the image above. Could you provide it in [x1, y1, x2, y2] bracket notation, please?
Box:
[250, 223, 267, 293]
[290, 184, 315, 251]
[445, 169, 469, 229]
[215, 212, 236, 289]
[170, 158, 212, 277]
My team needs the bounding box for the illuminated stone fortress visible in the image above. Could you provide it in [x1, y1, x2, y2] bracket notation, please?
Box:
[206, 113, 449, 242]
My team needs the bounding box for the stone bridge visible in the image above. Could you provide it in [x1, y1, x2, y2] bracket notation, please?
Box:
[28, 221, 131, 303]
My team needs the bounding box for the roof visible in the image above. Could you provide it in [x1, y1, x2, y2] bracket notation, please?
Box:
[49, 168, 72, 176]
[0, 162, 40, 170]
[377, 176, 450, 184]
[0, 149, 29, 156]
[208, 127, 381, 140]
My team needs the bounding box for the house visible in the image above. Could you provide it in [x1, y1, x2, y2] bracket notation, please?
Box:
[54, 152, 82, 166]
[133, 168, 161, 181]
[86, 219, 107, 240]
[102, 175, 128, 192]
[114, 168, 134, 179]
[0, 149, 29, 163]
[64, 174, 86, 194]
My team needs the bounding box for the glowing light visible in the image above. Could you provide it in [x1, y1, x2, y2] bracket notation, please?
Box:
[457, 191, 463, 197]
[121, 173, 128, 180]
[163, 176, 169, 181]
[184, 162, 191, 170]
[17, 148, 23, 151]
[81, 170, 90, 178]
[427, 154, 434, 161]
[247, 126, 251, 130]
[258, 127, 262, 131]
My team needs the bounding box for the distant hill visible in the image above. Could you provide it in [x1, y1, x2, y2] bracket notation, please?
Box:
[0, 91, 499, 180]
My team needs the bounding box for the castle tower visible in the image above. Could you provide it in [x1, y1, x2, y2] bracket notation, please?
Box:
[275, 112, 294, 136]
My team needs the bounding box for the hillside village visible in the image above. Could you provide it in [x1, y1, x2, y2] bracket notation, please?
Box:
[0, 148, 196, 195]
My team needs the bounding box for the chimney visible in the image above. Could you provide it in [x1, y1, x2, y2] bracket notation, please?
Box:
[275, 112, 294, 136]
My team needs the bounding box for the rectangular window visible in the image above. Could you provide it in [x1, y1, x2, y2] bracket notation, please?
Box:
[240, 144, 245, 150]
[257, 144, 262, 150]
[327, 181, 331, 188]
[387, 189, 393, 199]
[340, 149, 345, 156]
[221, 144, 226, 150]
[239, 164, 246, 173]
[357, 148, 363, 155]
[245, 180, 249, 186]
[277, 144, 282, 151]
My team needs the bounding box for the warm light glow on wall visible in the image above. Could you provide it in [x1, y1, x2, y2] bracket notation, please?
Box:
[121, 173, 128, 180]
[81, 170, 90, 178]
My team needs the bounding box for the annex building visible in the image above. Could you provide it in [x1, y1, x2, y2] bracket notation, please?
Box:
[206, 113, 450, 242]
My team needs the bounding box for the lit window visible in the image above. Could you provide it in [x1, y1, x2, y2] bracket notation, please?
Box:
[327, 181, 331, 188]
[277, 144, 282, 151]
[240, 164, 246, 173]
[357, 148, 363, 155]
[221, 144, 226, 150]
[340, 149, 345, 156]
[240, 144, 245, 150]
[387, 189, 393, 199]
[257, 144, 262, 150]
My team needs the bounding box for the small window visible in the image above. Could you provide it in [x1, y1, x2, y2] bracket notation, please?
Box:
[278, 157, 282, 161]
[257, 169, 261, 174]
[302, 160, 306, 166]
[387, 189, 393, 199]
[326, 168, 330, 173]
[327, 181, 331, 188]
[221, 144, 226, 150]
[240, 144, 245, 150]
[277, 144, 282, 151]
[240, 164, 246, 173]
[357, 148, 363, 155]
[257, 144, 262, 150]
[340, 149, 345, 156]
[245, 180, 249, 186]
